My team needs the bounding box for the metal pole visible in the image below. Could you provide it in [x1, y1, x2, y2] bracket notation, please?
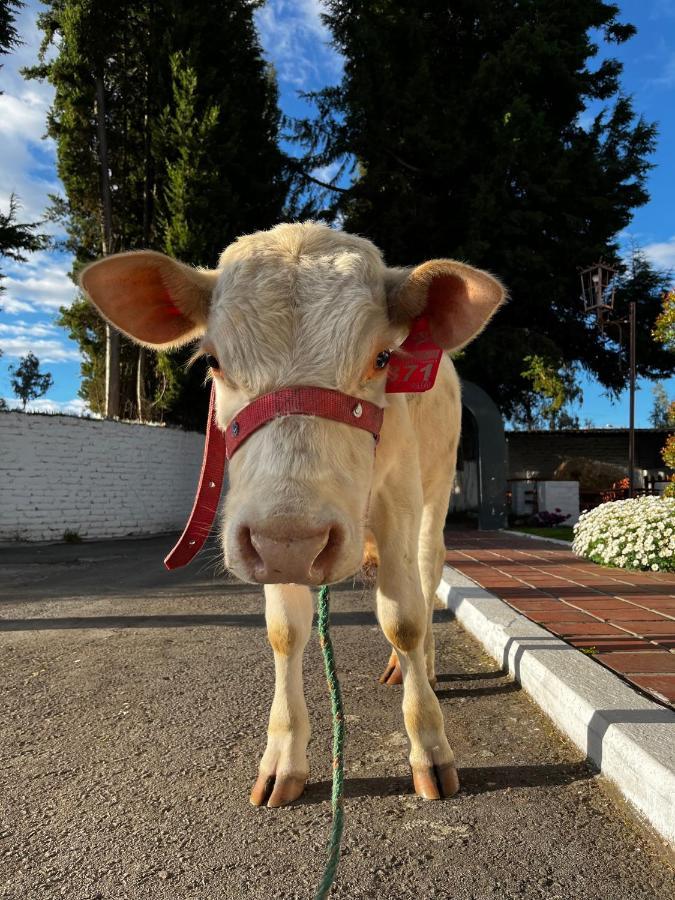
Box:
[628, 299, 636, 498]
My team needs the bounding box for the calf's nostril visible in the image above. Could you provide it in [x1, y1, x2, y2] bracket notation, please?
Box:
[238, 525, 263, 569]
[311, 524, 343, 578]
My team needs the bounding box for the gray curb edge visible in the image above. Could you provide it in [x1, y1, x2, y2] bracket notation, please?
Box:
[501, 528, 572, 547]
[438, 565, 675, 846]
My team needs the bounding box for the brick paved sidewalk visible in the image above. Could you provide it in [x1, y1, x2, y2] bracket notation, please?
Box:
[445, 530, 675, 709]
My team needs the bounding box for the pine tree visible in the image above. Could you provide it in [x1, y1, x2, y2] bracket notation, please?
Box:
[28, 0, 286, 427]
[0, 194, 47, 294]
[0, 0, 22, 72]
[649, 384, 672, 430]
[1, 3, 48, 292]
[296, 0, 666, 414]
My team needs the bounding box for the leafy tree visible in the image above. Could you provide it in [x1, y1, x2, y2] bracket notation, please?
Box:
[654, 289, 675, 351]
[28, 0, 286, 427]
[9, 351, 53, 409]
[511, 354, 582, 430]
[295, 0, 666, 414]
[662, 434, 675, 498]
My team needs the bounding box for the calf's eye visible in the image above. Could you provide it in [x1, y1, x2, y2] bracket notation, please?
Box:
[375, 350, 391, 369]
[205, 354, 220, 372]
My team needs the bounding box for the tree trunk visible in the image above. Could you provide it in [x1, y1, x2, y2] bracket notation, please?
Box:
[95, 74, 120, 420]
[136, 347, 145, 421]
[137, 5, 155, 424]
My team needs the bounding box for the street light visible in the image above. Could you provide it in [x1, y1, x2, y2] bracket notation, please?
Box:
[579, 261, 618, 324]
[579, 260, 637, 498]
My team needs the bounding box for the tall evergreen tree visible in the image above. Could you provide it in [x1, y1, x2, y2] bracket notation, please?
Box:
[296, 0, 669, 414]
[0, 0, 22, 72]
[1, 3, 47, 293]
[27, 0, 286, 426]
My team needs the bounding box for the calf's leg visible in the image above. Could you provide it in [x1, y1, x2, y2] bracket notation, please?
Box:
[419, 492, 453, 687]
[250, 583, 313, 808]
[373, 496, 458, 800]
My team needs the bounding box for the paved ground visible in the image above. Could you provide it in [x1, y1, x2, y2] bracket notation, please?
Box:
[446, 531, 675, 707]
[1, 537, 674, 900]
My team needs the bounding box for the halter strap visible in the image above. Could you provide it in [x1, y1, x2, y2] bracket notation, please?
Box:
[164, 386, 383, 570]
[164, 315, 442, 571]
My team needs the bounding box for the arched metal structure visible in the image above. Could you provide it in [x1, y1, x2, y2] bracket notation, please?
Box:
[461, 380, 508, 530]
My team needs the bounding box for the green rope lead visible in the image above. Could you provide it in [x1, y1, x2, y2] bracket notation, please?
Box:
[315, 585, 345, 900]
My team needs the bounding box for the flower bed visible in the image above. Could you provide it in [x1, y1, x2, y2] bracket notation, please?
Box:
[573, 495, 675, 572]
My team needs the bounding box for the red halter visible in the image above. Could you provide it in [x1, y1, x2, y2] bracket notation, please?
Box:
[164, 316, 442, 570]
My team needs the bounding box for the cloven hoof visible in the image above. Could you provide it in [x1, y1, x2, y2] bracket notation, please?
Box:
[250, 772, 307, 808]
[412, 764, 460, 801]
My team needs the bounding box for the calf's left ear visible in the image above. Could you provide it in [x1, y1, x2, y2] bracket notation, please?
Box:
[386, 259, 506, 351]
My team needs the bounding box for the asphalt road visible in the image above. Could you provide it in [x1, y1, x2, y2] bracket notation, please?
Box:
[1, 536, 674, 900]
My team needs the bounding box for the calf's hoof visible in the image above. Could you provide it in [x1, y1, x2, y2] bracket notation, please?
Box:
[250, 772, 306, 808]
[412, 764, 460, 801]
[379, 655, 403, 686]
[378, 652, 437, 688]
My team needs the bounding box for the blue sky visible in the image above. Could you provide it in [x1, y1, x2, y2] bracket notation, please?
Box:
[0, 0, 673, 424]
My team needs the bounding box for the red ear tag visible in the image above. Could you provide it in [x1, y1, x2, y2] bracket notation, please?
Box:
[386, 316, 443, 393]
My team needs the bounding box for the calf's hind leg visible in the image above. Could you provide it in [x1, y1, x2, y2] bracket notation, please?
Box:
[250, 583, 313, 808]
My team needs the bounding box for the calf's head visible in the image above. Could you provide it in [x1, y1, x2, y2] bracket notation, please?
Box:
[81, 223, 504, 585]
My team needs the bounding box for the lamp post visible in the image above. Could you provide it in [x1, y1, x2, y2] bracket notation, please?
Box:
[579, 262, 637, 498]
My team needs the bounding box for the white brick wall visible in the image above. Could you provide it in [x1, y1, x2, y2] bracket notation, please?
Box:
[0, 412, 205, 542]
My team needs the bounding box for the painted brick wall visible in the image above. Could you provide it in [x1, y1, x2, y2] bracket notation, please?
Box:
[506, 428, 671, 479]
[0, 412, 205, 542]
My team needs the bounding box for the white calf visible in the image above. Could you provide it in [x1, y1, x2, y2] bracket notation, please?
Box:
[81, 222, 505, 806]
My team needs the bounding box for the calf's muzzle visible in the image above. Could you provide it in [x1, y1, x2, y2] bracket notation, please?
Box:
[238, 519, 344, 585]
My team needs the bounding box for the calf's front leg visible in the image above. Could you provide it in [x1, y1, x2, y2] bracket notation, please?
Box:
[372, 498, 459, 800]
[250, 583, 312, 808]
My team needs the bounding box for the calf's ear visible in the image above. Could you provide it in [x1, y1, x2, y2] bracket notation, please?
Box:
[80, 250, 218, 349]
[385, 259, 506, 351]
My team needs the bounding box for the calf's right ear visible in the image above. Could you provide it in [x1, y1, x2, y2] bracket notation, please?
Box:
[79, 250, 218, 349]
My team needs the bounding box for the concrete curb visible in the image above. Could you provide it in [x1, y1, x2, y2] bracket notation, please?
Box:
[438, 565, 675, 846]
[501, 528, 572, 547]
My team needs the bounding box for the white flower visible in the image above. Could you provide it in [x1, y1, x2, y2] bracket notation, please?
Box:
[573, 497, 675, 573]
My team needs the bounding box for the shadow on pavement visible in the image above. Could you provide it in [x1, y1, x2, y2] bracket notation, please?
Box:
[303, 760, 595, 804]
[435, 681, 521, 700]
[0, 609, 379, 631]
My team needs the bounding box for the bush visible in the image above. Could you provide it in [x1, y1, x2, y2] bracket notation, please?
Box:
[573, 496, 675, 572]
[662, 433, 675, 498]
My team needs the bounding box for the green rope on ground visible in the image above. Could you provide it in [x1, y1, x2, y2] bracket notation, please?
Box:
[315, 585, 345, 900]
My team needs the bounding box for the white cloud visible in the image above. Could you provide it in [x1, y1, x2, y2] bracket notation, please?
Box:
[0, 335, 81, 363]
[1, 250, 76, 314]
[1, 396, 94, 416]
[0, 3, 61, 225]
[0, 314, 81, 362]
[310, 161, 343, 184]
[255, 0, 342, 88]
[642, 236, 675, 270]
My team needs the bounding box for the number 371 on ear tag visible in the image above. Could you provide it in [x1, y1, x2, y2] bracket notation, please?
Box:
[386, 316, 443, 394]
